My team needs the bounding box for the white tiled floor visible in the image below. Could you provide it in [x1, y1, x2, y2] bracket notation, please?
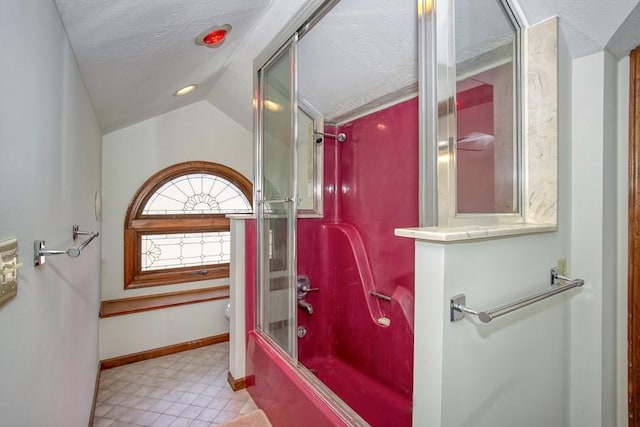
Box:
[93, 342, 257, 427]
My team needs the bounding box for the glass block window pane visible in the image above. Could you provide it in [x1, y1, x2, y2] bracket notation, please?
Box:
[141, 232, 231, 271]
[143, 173, 251, 215]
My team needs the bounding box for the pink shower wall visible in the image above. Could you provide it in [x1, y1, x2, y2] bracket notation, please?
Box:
[338, 98, 419, 294]
[297, 98, 418, 398]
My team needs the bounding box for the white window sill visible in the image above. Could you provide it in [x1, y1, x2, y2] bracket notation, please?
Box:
[394, 223, 557, 243]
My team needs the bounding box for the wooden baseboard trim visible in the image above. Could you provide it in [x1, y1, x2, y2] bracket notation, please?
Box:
[227, 371, 249, 391]
[100, 333, 230, 370]
[89, 364, 101, 426]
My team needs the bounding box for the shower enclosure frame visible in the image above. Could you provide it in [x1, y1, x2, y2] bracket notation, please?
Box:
[253, 0, 337, 357]
[252, 0, 418, 425]
[255, 37, 299, 361]
[252, 1, 370, 425]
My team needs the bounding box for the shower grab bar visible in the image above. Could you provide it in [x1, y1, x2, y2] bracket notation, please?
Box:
[450, 267, 584, 323]
[369, 291, 392, 302]
[34, 225, 100, 267]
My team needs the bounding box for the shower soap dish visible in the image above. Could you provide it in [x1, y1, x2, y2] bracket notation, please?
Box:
[377, 317, 391, 327]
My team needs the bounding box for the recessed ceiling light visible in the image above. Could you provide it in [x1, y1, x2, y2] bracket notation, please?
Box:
[174, 84, 197, 97]
[196, 24, 232, 48]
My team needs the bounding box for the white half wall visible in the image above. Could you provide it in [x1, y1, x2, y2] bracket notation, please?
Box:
[229, 219, 247, 381]
[0, 1, 102, 425]
[413, 232, 570, 427]
[100, 100, 253, 358]
[99, 300, 229, 360]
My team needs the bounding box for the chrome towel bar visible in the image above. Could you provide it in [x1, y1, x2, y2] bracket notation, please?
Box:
[34, 225, 100, 267]
[450, 268, 584, 323]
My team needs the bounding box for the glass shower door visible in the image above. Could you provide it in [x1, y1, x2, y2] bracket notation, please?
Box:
[257, 44, 297, 358]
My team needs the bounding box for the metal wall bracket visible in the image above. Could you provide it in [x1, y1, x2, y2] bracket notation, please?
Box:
[450, 294, 466, 321]
[550, 266, 571, 285]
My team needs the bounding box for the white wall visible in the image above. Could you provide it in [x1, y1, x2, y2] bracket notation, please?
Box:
[0, 1, 102, 425]
[100, 100, 252, 358]
[569, 51, 619, 427]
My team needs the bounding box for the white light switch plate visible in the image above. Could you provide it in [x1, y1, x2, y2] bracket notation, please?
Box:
[0, 237, 19, 306]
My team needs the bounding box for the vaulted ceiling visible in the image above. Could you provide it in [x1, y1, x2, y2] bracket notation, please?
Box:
[54, 0, 640, 134]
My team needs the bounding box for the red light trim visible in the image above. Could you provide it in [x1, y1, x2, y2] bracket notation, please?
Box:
[203, 29, 227, 46]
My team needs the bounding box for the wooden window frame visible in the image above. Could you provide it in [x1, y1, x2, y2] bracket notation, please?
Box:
[124, 161, 252, 289]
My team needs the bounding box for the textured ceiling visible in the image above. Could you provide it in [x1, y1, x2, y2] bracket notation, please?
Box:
[54, 0, 272, 132]
[297, 0, 418, 120]
[55, 0, 640, 133]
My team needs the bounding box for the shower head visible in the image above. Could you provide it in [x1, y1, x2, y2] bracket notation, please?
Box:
[313, 131, 347, 143]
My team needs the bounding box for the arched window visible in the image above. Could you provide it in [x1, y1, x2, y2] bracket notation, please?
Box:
[124, 161, 252, 289]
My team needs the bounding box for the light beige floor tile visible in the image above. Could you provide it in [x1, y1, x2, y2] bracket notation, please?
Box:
[92, 417, 115, 427]
[108, 422, 137, 427]
[150, 414, 177, 427]
[202, 385, 224, 397]
[132, 397, 159, 411]
[105, 393, 130, 406]
[150, 399, 173, 413]
[174, 381, 196, 392]
[119, 395, 144, 409]
[176, 391, 199, 405]
[103, 405, 129, 420]
[118, 408, 147, 423]
[191, 394, 214, 408]
[94, 403, 115, 417]
[168, 417, 192, 427]
[196, 408, 221, 422]
[179, 404, 204, 420]
[94, 344, 257, 427]
[97, 389, 116, 403]
[149, 387, 171, 399]
[121, 382, 141, 395]
[133, 385, 155, 397]
[207, 397, 230, 410]
[187, 383, 208, 394]
[136, 411, 161, 426]
[162, 389, 185, 402]
[164, 402, 189, 417]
